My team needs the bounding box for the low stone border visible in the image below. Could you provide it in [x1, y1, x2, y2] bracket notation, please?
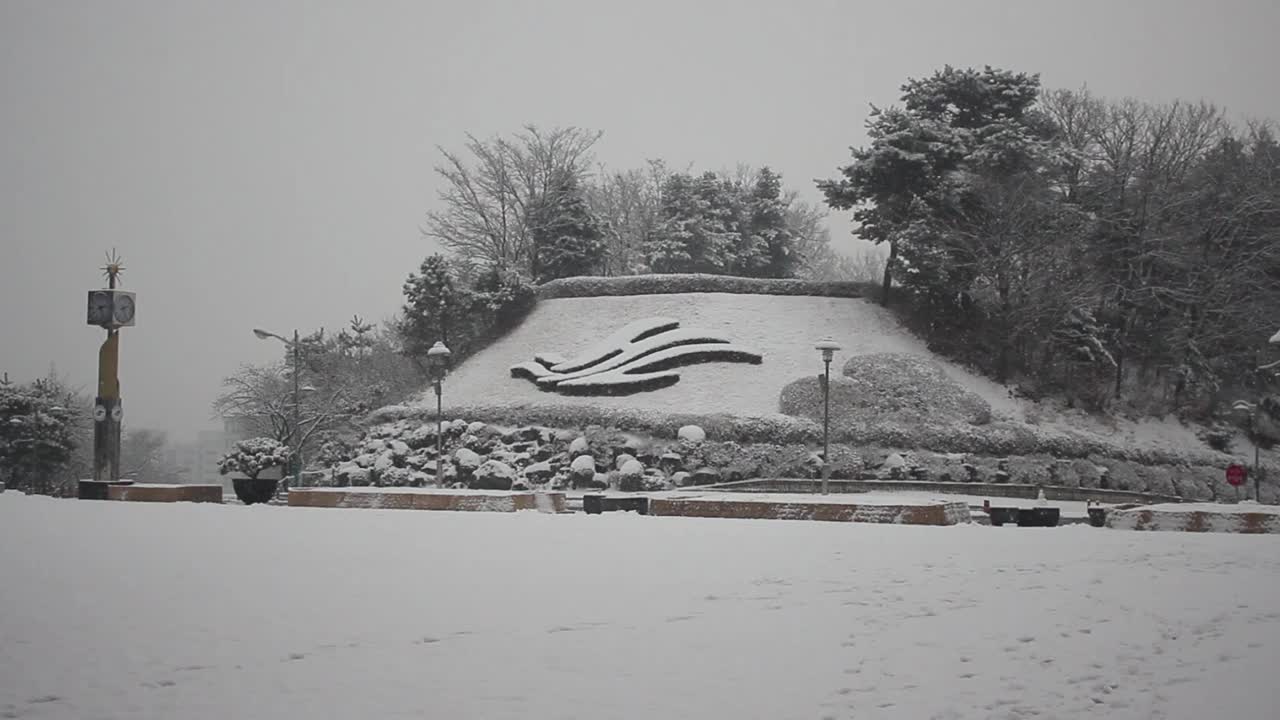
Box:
[287, 488, 566, 513]
[647, 496, 970, 525]
[107, 484, 223, 504]
[1106, 505, 1280, 534]
[708, 479, 1183, 506]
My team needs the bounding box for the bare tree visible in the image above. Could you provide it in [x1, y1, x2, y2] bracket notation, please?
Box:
[211, 364, 348, 461]
[425, 125, 602, 273]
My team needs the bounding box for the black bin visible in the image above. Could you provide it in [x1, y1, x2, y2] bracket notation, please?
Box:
[583, 494, 649, 515]
[1016, 507, 1060, 527]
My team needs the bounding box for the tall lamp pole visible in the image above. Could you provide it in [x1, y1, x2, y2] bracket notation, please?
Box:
[814, 337, 842, 495]
[254, 328, 303, 490]
[426, 341, 453, 484]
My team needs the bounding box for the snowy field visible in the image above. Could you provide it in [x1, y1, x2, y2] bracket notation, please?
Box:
[3, 494, 1280, 720]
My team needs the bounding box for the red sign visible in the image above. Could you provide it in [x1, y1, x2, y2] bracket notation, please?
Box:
[1226, 463, 1248, 487]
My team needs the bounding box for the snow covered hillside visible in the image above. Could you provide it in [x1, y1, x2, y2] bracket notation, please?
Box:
[424, 291, 1213, 459]
[3, 493, 1279, 719]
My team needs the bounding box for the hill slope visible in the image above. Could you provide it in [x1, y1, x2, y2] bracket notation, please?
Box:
[418, 291, 1213, 460]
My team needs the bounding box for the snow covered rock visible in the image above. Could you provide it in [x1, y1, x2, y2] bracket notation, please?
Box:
[671, 471, 692, 487]
[373, 451, 396, 474]
[677, 425, 706, 443]
[615, 453, 637, 471]
[523, 461, 555, 484]
[381, 467, 412, 487]
[618, 459, 646, 492]
[691, 467, 721, 485]
[473, 460, 517, 491]
[389, 441, 410, 457]
[466, 421, 488, 435]
[454, 448, 482, 471]
[570, 454, 597, 483]
[882, 453, 907, 471]
[569, 436, 590, 456]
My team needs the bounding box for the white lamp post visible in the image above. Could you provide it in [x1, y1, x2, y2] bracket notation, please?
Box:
[814, 337, 842, 495]
[426, 341, 453, 483]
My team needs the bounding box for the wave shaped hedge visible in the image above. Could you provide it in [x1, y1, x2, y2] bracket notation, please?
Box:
[537, 274, 869, 299]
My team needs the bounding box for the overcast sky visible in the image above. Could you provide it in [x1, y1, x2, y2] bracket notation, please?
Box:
[3, 0, 1278, 442]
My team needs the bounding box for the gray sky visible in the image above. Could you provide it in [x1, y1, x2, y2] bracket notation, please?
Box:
[3, 0, 1278, 441]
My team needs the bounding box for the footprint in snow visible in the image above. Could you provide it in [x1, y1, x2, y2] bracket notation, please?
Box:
[285, 652, 306, 661]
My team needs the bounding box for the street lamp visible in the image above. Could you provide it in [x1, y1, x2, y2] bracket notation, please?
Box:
[426, 341, 453, 484]
[253, 327, 302, 491]
[814, 337, 842, 495]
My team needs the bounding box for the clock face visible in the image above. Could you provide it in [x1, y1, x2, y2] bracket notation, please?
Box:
[88, 291, 113, 325]
[113, 294, 135, 324]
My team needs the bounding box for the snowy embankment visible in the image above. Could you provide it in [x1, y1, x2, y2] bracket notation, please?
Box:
[414, 292, 1226, 466]
[3, 494, 1280, 719]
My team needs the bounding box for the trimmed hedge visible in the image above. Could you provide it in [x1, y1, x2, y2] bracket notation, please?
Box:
[537, 273, 868, 299]
[366, 401, 1235, 467]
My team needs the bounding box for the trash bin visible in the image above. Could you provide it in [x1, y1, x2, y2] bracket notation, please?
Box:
[1087, 507, 1107, 527]
[1017, 507, 1060, 527]
[989, 507, 1019, 526]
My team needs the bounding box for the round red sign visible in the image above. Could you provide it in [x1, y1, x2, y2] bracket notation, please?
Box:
[1226, 463, 1248, 487]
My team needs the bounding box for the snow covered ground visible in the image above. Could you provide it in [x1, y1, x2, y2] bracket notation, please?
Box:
[3, 494, 1280, 720]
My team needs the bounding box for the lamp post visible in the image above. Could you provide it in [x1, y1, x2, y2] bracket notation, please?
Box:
[814, 337, 842, 495]
[253, 327, 302, 490]
[426, 341, 453, 484]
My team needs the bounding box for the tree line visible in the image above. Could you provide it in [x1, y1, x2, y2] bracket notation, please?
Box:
[817, 66, 1279, 419]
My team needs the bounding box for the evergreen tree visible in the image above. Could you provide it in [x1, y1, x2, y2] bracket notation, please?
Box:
[528, 175, 607, 283]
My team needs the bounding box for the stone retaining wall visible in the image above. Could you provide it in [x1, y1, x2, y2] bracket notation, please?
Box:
[108, 484, 223, 504]
[647, 497, 970, 525]
[707, 478, 1181, 505]
[1106, 508, 1280, 534]
[288, 489, 566, 513]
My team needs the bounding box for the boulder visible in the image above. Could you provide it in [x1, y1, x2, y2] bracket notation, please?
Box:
[473, 460, 517, 490]
[677, 425, 707, 443]
[466, 421, 488, 435]
[523, 461, 555, 484]
[454, 448, 482, 472]
[671, 471, 693, 487]
[569, 437, 591, 456]
[373, 451, 396, 473]
[659, 452, 683, 472]
[354, 453, 376, 469]
[570, 454, 597, 485]
[691, 467, 721, 485]
[389, 440, 411, 457]
[615, 453, 638, 471]
[618, 459, 646, 492]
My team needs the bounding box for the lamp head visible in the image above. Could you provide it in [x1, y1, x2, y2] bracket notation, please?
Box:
[253, 328, 272, 340]
[814, 337, 841, 362]
[426, 341, 453, 376]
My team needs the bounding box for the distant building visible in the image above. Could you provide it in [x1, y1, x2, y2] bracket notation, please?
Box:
[185, 419, 252, 491]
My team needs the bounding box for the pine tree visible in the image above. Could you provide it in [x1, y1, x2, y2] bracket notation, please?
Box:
[528, 175, 606, 283]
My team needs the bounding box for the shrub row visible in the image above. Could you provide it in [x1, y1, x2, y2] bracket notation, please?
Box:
[367, 402, 1234, 468]
[536, 273, 869, 299]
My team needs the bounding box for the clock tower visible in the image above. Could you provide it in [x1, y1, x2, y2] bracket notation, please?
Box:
[85, 250, 135, 485]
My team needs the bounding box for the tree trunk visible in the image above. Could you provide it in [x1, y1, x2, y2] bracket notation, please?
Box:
[880, 241, 897, 307]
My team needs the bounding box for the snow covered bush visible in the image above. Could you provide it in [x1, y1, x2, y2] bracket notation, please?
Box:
[537, 274, 864, 300]
[217, 438, 291, 480]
